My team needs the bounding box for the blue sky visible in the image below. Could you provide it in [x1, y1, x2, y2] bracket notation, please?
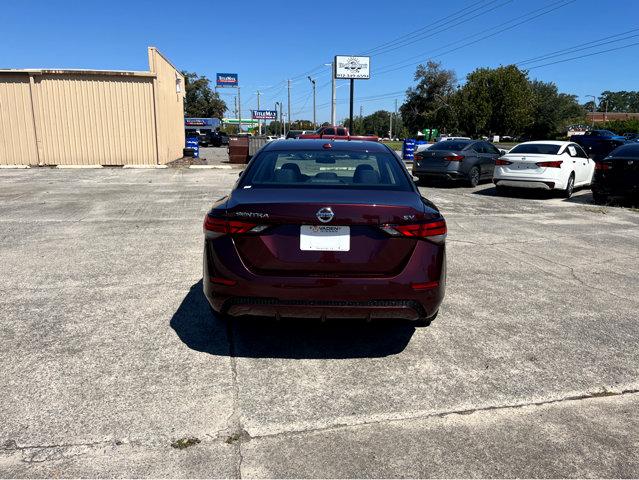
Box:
[2, 0, 638, 123]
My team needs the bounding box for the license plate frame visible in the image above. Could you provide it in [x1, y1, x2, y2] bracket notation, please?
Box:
[300, 225, 350, 252]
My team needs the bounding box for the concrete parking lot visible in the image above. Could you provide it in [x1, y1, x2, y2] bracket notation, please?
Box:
[1, 167, 638, 478]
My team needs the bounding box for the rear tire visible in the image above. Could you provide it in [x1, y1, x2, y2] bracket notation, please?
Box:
[467, 166, 480, 187]
[562, 173, 575, 199]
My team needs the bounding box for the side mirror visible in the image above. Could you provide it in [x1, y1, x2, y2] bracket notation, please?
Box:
[238, 170, 244, 177]
[500, 149, 507, 156]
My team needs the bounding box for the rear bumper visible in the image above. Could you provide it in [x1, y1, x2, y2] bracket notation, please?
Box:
[219, 298, 430, 321]
[203, 239, 446, 320]
[493, 178, 556, 190]
[412, 166, 465, 180]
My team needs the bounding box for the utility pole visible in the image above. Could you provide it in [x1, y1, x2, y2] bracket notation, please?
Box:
[389, 109, 393, 139]
[331, 64, 336, 125]
[279, 102, 283, 136]
[257, 90, 261, 135]
[234, 95, 238, 133]
[391, 98, 397, 139]
[287, 79, 291, 135]
[349, 79, 354, 134]
[237, 86, 242, 134]
[307, 76, 316, 129]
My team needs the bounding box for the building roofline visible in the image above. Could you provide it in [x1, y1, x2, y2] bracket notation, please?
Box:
[0, 68, 156, 77]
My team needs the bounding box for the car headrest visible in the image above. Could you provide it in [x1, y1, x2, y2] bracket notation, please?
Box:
[274, 168, 298, 183]
[353, 165, 380, 184]
[280, 162, 302, 178]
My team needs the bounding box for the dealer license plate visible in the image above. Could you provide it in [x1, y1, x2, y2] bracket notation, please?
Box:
[300, 225, 350, 251]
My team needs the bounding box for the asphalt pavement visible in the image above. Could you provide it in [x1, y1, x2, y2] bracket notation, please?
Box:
[0, 167, 637, 477]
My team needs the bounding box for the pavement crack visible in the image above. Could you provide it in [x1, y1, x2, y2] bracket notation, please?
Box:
[248, 388, 639, 441]
[225, 319, 246, 479]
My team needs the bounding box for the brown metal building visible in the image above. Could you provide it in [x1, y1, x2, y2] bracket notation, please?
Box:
[0, 47, 185, 166]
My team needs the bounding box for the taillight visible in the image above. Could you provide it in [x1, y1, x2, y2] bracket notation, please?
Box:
[203, 215, 262, 238]
[595, 162, 611, 171]
[414, 153, 423, 161]
[495, 158, 512, 165]
[536, 160, 563, 168]
[380, 219, 447, 244]
[443, 154, 464, 162]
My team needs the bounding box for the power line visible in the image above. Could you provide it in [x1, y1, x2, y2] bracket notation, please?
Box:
[525, 40, 639, 69]
[373, 0, 576, 76]
[364, 0, 513, 58]
[516, 27, 639, 65]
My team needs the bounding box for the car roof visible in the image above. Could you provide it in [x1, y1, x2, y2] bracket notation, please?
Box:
[517, 140, 572, 146]
[262, 139, 390, 153]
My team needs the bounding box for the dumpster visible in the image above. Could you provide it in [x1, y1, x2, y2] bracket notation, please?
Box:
[228, 135, 249, 164]
[185, 135, 200, 158]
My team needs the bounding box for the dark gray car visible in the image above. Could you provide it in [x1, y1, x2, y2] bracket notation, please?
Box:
[412, 140, 504, 187]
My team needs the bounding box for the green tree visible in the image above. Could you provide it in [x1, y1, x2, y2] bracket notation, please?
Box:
[266, 121, 284, 135]
[456, 65, 533, 136]
[400, 61, 458, 135]
[526, 81, 584, 139]
[599, 91, 639, 112]
[182, 71, 227, 119]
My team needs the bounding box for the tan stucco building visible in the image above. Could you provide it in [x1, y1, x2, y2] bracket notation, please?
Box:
[0, 47, 184, 166]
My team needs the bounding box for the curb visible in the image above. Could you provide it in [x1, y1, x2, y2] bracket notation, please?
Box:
[56, 165, 103, 169]
[0, 165, 30, 169]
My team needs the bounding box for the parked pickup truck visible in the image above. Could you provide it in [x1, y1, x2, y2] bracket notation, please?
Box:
[570, 129, 626, 160]
[298, 126, 379, 142]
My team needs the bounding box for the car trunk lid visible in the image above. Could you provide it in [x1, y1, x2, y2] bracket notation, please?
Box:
[225, 188, 437, 276]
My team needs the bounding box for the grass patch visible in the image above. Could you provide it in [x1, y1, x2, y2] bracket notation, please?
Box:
[171, 437, 201, 449]
[381, 141, 403, 151]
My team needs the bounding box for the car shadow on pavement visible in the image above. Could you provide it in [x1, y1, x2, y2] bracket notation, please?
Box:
[170, 280, 416, 359]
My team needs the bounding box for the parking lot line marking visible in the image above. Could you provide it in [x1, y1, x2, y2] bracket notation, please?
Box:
[0, 165, 30, 169]
[189, 165, 233, 169]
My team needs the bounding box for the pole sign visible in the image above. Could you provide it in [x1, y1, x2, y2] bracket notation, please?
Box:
[251, 110, 278, 120]
[334, 56, 371, 79]
[216, 73, 238, 87]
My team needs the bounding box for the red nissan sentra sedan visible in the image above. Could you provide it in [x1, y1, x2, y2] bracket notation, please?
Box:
[203, 139, 446, 325]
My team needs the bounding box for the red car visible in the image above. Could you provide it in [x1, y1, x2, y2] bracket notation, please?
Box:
[298, 125, 379, 142]
[203, 140, 446, 325]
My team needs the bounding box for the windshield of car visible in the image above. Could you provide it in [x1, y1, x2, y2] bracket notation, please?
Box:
[509, 144, 562, 155]
[239, 150, 412, 191]
[429, 140, 472, 151]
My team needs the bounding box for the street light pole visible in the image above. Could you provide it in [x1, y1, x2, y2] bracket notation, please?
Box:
[325, 63, 336, 125]
[307, 76, 316, 129]
[287, 79, 291, 135]
[587, 95, 597, 127]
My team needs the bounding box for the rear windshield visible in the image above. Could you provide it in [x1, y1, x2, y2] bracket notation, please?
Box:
[240, 150, 412, 191]
[429, 140, 471, 151]
[608, 144, 639, 157]
[509, 144, 561, 155]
